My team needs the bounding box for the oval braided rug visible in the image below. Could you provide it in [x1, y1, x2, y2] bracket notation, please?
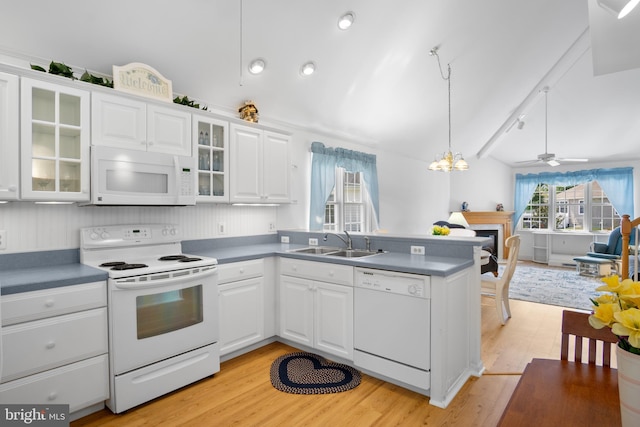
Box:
[270, 352, 361, 394]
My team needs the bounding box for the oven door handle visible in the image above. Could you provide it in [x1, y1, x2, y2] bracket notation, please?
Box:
[113, 266, 217, 290]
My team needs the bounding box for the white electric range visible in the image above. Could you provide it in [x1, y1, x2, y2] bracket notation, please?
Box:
[80, 224, 219, 413]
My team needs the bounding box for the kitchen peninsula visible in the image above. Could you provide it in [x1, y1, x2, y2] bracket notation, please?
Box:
[185, 230, 487, 409]
[0, 230, 487, 418]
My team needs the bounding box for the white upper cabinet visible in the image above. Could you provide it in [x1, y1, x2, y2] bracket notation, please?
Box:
[0, 71, 19, 200]
[92, 92, 191, 156]
[229, 123, 290, 203]
[20, 78, 90, 201]
[262, 131, 291, 203]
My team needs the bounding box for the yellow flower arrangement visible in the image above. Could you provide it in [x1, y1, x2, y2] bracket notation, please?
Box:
[590, 275, 640, 355]
[431, 225, 450, 236]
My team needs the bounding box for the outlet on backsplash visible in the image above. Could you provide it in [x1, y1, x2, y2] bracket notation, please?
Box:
[281, 236, 290, 243]
[411, 245, 425, 255]
[218, 222, 226, 235]
[309, 238, 318, 246]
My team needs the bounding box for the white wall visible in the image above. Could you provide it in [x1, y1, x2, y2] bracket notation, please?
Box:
[450, 156, 513, 213]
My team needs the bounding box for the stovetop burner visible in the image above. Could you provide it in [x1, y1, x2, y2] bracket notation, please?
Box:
[110, 263, 149, 271]
[100, 261, 127, 267]
[159, 255, 188, 261]
[158, 255, 202, 262]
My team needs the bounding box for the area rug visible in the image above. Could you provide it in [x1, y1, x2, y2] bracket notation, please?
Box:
[270, 352, 361, 395]
[487, 263, 606, 311]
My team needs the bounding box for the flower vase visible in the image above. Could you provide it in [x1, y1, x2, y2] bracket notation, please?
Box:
[617, 346, 640, 426]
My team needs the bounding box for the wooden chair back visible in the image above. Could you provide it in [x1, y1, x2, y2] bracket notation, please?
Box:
[621, 214, 640, 279]
[561, 310, 618, 367]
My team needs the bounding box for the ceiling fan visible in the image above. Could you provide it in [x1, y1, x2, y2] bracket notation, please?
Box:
[516, 87, 588, 167]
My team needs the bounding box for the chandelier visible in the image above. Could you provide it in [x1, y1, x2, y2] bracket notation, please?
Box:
[428, 47, 468, 172]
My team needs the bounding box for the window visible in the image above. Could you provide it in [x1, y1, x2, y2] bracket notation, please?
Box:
[323, 169, 372, 233]
[591, 181, 619, 231]
[521, 184, 549, 229]
[554, 185, 584, 230]
[519, 180, 620, 232]
[309, 142, 379, 232]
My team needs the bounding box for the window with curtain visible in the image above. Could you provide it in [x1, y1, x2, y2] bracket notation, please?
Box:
[515, 167, 633, 232]
[323, 169, 374, 232]
[520, 181, 620, 231]
[309, 142, 379, 232]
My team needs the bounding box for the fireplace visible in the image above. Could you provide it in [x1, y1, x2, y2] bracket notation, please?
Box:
[474, 229, 499, 258]
[462, 211, 514, 259]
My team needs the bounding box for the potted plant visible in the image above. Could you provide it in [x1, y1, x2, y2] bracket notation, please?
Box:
[590, 274, 640, 426]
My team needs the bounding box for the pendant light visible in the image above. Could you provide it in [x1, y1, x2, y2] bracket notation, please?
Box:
[428, 47, 468, 172]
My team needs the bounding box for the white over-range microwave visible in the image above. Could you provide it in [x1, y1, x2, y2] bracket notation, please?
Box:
[84, 146, 196, 206]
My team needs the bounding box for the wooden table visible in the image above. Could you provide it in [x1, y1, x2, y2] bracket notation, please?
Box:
[498, 358, 621, 426]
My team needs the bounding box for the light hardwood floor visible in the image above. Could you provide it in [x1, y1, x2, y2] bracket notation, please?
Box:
[72, 297, 568, 427]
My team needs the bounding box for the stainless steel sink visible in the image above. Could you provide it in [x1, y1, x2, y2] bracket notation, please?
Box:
[288, 246, 341, 255]
[326, 249, 380, 258]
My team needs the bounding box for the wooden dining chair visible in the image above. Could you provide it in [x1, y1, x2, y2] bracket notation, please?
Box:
[561, 310, 618, 367]
[481, 234, 520, 325]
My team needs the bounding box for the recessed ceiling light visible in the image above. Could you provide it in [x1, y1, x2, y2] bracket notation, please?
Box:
[300, 61, 316, 76]
[338, 12, 355, 30]
[248, 58, 266, 75]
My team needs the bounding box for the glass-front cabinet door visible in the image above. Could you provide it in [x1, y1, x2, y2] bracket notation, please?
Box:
[193, 115, 229, 202]
[20, 78, 90, 201]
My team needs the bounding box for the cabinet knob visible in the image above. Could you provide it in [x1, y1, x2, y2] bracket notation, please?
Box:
[329, 271, 334, 276]
[45, 299, 55, 308]
[292, 266, 297, 271]
[48, 392, 58, 401]
[239, 268, 244, 274]
[45, 341, 56, 349]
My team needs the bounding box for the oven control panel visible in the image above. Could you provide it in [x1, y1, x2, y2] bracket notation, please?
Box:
[81, 224, 181, 248]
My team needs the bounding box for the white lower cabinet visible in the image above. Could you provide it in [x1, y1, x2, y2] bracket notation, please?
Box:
[0, 281, 108, 418]
[279, 258, 354, 360]
[217, 259, 265, 356]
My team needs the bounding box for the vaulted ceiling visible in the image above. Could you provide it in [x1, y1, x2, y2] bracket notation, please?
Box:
[2, 0, 639, 168]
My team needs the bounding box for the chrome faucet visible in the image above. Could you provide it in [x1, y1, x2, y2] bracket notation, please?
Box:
[324, 231, 352, 250]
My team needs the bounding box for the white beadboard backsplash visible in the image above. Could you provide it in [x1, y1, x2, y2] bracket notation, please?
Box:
[0, 203, 277, 254]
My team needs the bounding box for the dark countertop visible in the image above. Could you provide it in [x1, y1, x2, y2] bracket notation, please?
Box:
[0, 240, 476, 296]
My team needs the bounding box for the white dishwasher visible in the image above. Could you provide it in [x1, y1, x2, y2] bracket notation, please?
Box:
[353, 267, 431, 392]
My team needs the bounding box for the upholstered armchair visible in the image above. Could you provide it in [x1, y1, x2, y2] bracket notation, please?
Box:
[588, 227, 627, 260]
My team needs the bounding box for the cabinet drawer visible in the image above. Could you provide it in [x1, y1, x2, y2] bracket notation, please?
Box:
[0, 354, 109, 413]
[280, 258, 353, 286]
[218, 259, 264, 284]
[1, 307, 108, 383]
[2, 281, 106, 326]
